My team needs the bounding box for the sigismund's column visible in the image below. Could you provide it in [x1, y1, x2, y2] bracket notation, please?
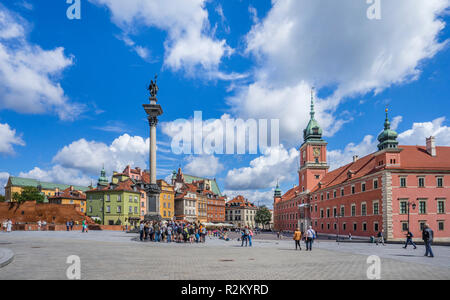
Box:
[143, 75, 163, 221]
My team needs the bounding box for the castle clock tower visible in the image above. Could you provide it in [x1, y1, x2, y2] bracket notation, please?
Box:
[298, 88, 329, 192]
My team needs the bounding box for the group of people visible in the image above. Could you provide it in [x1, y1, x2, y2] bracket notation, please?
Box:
[240, 226, 254, 247]
[65, 220, 89, 233]
[2, 219, 12, 232]
[139, 221, 208, 243]
[293, 226, 317, 251]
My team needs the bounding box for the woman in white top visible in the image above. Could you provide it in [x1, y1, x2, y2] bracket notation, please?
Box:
[6, 219, 12, 232]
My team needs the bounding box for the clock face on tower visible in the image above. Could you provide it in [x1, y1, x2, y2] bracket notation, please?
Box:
[313, 147, 321, 158]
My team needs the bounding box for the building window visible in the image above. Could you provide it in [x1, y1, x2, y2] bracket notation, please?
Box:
[362, 223, 367, 231]
[327, 208, 330, 218]
[399, 201, 408, 215]
[327, 223, 330, 230]
[419, 200, 427, 214]
[340, 206, 345, 217]
[400, 177, 407, 188]
[333, 190, 337, 198]
[437, 177, 443, 188]
[321, 223, 324, 230]
[438, 221, 444, 231]
[373, 202, 379, 215]
[343, 223, 346, 231]
[437, 200, 445, 214]
[361, 203, 367, 216]
[129, 206, 132, 213]
[327, 192, 330, 200]
[333, 207, 337, 217]
[341, 188, 344, 196]
[320, 209, 324, 218]
[418, 177, 425, 188]
[106, 206, 111, 213]
[353, 223, 357, 231]
[351, 186, 355, 194]
[334, 223, 337, 230]
[374, 222, 379, 232]
[351, 204, 356, 217]
[361, 183, 366, 192]
[401, 222, 408, 232]
[419, 222, 426, 231]
[89, 206, 92, 213]
[117, 206, 121, 213]
[106, 195, 110, 202]
[373, 179, 378, 189]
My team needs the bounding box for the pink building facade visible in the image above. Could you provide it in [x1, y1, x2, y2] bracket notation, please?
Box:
[274, 97, 450, 242]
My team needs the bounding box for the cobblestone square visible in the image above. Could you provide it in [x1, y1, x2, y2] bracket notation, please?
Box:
[0, 231, 449, 280]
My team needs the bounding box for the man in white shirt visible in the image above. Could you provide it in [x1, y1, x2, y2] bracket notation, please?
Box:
[306, 226, 316, 251]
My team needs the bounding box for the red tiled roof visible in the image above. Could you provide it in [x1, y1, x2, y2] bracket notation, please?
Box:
[399, 146, 450, 170]
[226, 195, 256, 208]
[48, 187, 86, 200]
[281, 186, 302, 201]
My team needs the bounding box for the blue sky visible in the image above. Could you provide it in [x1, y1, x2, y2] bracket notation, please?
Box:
[0, 0, 449, 207]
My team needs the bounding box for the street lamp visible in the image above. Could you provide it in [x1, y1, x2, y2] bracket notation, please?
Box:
[407, 201, 417, 232]
[336, 213, 342, 245]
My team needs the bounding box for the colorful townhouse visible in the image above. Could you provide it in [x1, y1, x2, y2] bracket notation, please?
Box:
[48, 186, 87, 214]
[86, 168, 142, 227]
[225, 195, 258, 228]
[274, 92, 450, 242]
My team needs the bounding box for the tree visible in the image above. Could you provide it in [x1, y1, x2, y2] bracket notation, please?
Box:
[12, 187, 45, 204]
[0, 194, 5, 202]
[255, 206, 272, 230]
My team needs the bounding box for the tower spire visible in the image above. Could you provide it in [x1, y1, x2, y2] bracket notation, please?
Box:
[310, 87, 316, 120]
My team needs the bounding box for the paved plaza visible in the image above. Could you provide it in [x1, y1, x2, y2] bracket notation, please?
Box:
[0, 231, 449, 280]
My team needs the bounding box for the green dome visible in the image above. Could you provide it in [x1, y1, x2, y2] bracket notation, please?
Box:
[97, 166, 109, 186]
[377, 109, 399, 151]
[303, 88, 324, 143]
[274, 182, 282, 198]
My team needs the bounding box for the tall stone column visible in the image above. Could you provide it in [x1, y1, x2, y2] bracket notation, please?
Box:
[143, 75, 163, 221]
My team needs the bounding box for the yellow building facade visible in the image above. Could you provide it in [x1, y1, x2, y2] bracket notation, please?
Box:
[158, 180, 175, 220]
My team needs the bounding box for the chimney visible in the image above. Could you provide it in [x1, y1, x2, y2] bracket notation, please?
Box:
[353, 155, 359, 163]
[426, 136, 436, 157]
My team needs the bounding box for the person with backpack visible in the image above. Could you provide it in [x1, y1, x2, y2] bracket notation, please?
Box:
[376, 229, 385, 246]
[241, 227, 249, 247]
[422, 224, 434, 258]
[403, 230, 417, 249]
[293, 228, 302, 250]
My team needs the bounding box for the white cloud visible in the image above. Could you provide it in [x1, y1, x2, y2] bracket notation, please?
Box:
[52, 134, 149, 176]
[19, 165, 93, 187]
[398, 117, 450, 146]
[327, 135, 377, 170]
[184, 155, 223, 178]
[230, 0, 449, 146]
[225, 145, 299, 190]
[89, 0, 233, 77]
[0, 171, 9, 194]
[0, 122, 25, 155]
[0, 5, 81, 120]
[391, 116, 404, 131]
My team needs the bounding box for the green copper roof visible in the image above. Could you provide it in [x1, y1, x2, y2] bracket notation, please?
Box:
[377, 109, 399, 151]
[303, 88, 324, 143]
[183, 174, 222, 197]
[274, 182, 282, 198]
[97, 167, 109, 186]
[8, 177, 90, 192]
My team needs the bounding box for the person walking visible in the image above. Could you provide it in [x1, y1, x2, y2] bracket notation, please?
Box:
[305, 226, 315, 251]
[293, 228, 302, 250]
[6, 219, 12, 233]
[376, 229, 385, 246]
[139, 221, 145, 242]
[2, 220, 7, 232]
[37, 220, 42, 231]
[241, 227, 249, 247]
[66, 220, 70, 231]
[248, 228, 253, 247]
[403, 231, 417, 249]
[422, 224, 434, 258]
[70, 220, 74, 231]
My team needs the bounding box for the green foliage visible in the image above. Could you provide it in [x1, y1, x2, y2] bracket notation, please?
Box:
[12, 187, 45, 204]
[255, 206, 272, 229]
[0, 194, 5, 202]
